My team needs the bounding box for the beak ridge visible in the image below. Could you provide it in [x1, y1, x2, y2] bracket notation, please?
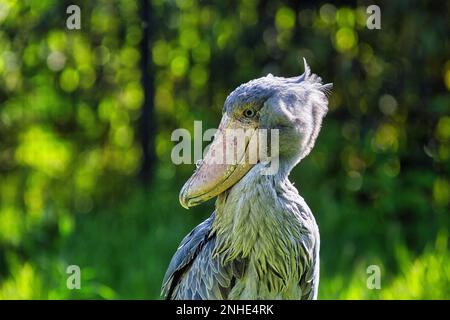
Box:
[179, 117, 258, 209]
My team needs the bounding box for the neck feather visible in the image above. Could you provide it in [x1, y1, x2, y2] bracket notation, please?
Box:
[211, 163, 315, 266]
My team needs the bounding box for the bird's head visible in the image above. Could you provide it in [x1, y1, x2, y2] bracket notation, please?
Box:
[180, 58, 332, 208]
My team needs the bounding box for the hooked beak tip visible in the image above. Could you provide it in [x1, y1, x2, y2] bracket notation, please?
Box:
[179, 194, 189, 210]
[179, 182, 192, 209]
[180, 198, 190, 210]
[180, 202, 190, 210]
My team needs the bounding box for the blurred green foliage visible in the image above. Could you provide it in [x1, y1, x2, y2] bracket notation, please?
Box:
[0, 0, 449, 299]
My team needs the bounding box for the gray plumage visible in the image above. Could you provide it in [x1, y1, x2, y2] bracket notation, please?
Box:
[162, 59, 331, 300]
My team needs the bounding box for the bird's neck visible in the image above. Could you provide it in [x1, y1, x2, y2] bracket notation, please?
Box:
[211, 163, 313, 264]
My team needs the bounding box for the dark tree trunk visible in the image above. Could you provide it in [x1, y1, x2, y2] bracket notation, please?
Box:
[139, 0, 155, 185]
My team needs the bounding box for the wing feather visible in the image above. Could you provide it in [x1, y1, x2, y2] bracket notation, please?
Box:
[161, 213, 215, 299]
[161, 212, 246, 300]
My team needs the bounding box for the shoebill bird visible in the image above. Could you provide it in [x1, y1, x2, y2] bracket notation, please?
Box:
[162, 59, 332, 300]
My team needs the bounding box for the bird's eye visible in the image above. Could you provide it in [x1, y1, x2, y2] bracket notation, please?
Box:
[244, 108, 256, 118]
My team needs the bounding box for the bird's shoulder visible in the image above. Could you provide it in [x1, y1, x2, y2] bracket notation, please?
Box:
[161, 212, 246, 299]
[161, 212, 215, 298]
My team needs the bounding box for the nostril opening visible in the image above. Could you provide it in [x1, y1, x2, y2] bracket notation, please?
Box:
[195, 159, 203, 169]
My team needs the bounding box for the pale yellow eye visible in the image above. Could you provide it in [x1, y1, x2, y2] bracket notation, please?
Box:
[244, 108, 256, 118]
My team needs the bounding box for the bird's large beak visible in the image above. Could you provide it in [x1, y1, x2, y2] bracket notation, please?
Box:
[179, 115, 258, 208]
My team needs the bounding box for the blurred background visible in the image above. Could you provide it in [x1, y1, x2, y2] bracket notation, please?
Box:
[0, 0, 448, 299]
